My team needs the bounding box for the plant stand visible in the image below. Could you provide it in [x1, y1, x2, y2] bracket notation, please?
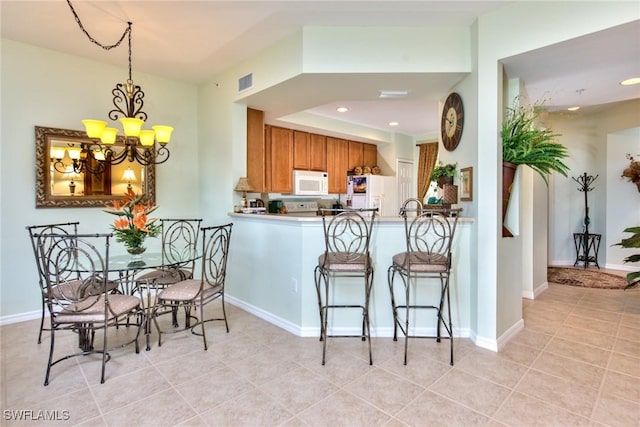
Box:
[572, 172, 599, 269]
[573, 232, 601, 269]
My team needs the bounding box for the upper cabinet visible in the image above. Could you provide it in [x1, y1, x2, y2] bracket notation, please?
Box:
[247, 108, 266, 193]
[309, 134, 327, 171]
[293, 131, 327, 171]
[363, 143, 377, 168]
[246, 108, 378, 194]
[326, 137, 349, 194]
[266, 125, 294, 194]
[348, 141, 363, 170]
[293, 130, 310, 170]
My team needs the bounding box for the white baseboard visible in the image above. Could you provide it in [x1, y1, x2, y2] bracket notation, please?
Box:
[604, 263, 637, 272]
[497, 318, 524, 351]
[468, 318, 524, 352]
[226, 295, 470, 338]
[522, 281, 549, 299]
[0, 309, 42, 326]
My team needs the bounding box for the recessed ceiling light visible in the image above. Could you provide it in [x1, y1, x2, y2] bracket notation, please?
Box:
[378, 90, 409, 99]
[336, 107, 349, 113]
[567, 106, 580, 111]
[621, 77, 640, 86]
[389, 121, 399, 126]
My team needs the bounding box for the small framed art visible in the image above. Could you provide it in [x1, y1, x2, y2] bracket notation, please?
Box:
[460, 167, 473, 201]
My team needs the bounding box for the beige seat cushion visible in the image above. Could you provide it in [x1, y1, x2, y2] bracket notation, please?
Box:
[136, 268, 191, 286]
[158, 280, 222, 303]
[318, 253, 369, 272]
[54, 294, 140, 323]
[392, 252, 448, 272]
[48, 279, 118, 300]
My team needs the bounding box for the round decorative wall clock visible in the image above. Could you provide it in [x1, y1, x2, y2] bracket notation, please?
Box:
[441, 92, 464, 151]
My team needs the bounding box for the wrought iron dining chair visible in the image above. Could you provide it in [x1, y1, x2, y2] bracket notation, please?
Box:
[27, 222, 81, 344]
[36, 232, 143, 385]
[152, 223, 233, 350]
[314, 208, 378, 365]
[135, 219, 202, 326]
[387, 207, 460, 365]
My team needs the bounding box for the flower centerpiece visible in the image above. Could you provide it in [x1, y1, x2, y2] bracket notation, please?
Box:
[104, 189, 161, 257]
[621, 153, 640, 192]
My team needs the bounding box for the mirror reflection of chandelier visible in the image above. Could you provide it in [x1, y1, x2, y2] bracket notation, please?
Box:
[61, 0, 173, 175]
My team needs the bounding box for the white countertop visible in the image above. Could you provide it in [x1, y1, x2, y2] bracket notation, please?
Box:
[228, 212, 473, 224]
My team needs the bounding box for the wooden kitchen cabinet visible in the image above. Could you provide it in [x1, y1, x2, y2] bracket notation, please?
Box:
[246, 108, 266, 192]
[267, 125, 294, 193]
[293, 131, 326, 172]
[293, 130, 310, 170]
[326, 137, 349, 193]
[309, 133, 327, 171]
[348, 141, 363, 170]
[363, 143, 377, 167]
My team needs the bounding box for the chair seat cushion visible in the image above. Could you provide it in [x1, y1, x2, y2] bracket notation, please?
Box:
[48, 279, 119, 300]
[54, 294, 140, 323]
[158, 279, 202, 302]
[392, 252, 448, 272]
[318, 252, 370, 272]
[136, 268, 191, 286]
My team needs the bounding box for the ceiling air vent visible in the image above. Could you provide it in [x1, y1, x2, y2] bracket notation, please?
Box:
[238, 73, 253, 92]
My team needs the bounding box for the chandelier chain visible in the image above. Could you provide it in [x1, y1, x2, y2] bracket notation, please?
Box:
[66, 0, 133, 81]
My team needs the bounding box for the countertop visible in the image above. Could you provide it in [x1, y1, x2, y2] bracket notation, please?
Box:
[228, 212, 473, 223]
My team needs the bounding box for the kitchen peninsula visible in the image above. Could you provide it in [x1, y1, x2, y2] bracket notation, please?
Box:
[226, 212, 474, 339]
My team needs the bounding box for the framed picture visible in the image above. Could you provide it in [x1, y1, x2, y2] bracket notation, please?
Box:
[460, 167, 473, 201]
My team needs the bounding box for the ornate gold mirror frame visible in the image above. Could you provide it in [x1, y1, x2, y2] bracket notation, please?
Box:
[35, 126, 156, 208]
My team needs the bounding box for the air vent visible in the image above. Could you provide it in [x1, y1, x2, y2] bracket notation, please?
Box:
[238, 73, 253, 92]
[378, 90, 409, 98]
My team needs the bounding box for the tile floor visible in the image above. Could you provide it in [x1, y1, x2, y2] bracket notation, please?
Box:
[1, 273, 639, 426]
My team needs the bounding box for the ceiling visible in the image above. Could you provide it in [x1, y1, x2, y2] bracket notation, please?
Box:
[1, 1, 639, 137]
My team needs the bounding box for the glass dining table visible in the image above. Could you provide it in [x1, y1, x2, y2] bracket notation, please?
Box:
[109, 250, 201, 351]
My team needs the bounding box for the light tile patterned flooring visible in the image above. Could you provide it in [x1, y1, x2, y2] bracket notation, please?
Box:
[1, 274, 639, 426]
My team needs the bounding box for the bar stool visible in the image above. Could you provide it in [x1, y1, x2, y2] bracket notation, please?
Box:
[387, 205, 459, 365]
[314, 208, 378, 365]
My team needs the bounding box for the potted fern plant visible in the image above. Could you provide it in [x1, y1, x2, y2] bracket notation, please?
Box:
[430, 162, 457, 188]
[501, 97, 570, 236]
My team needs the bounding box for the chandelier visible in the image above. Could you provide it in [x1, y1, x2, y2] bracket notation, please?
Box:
[57, 0, 173, 175]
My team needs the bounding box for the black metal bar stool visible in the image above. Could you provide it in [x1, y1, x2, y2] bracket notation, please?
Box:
[388, 203, 460, 365]
[314, 208, 378, 365]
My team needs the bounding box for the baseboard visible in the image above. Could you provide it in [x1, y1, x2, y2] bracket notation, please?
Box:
[226, 295, 470, 338]
[522, 281, 549, 299]
[497, 318, 524, 351]
[604, 263, 636, 272]
[0, 309, 42, 326]
[469, 331, 498, 352]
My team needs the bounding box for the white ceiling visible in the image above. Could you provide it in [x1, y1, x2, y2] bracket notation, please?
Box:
[1, 1, 639, 137]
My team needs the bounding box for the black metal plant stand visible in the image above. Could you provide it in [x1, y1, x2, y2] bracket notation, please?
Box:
[572, 173, 600, 269]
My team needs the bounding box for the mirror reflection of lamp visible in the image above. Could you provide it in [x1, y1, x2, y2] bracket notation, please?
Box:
[122, 167, 137, 191]
[233, 177, 254, 208]
[64, 166, 80, 195]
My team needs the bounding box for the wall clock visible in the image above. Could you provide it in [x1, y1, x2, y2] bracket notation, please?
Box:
[441, 92, 464, 151]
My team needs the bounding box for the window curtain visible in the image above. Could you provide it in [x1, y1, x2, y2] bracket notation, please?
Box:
[417, 142, 439, 202]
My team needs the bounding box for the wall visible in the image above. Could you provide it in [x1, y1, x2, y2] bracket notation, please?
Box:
[548, 99, 640, 267]
[476, 2, 638, 346]
[606, 128, 640, 268]
[0, 40, 199, 320]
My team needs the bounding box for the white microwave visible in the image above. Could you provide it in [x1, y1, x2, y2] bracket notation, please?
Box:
[292, 170, 329, 195]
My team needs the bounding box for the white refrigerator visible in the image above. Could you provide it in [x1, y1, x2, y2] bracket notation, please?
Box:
[347, 174, 397, 217]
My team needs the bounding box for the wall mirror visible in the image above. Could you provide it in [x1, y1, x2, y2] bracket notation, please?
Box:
[35, 126, 156, 208]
